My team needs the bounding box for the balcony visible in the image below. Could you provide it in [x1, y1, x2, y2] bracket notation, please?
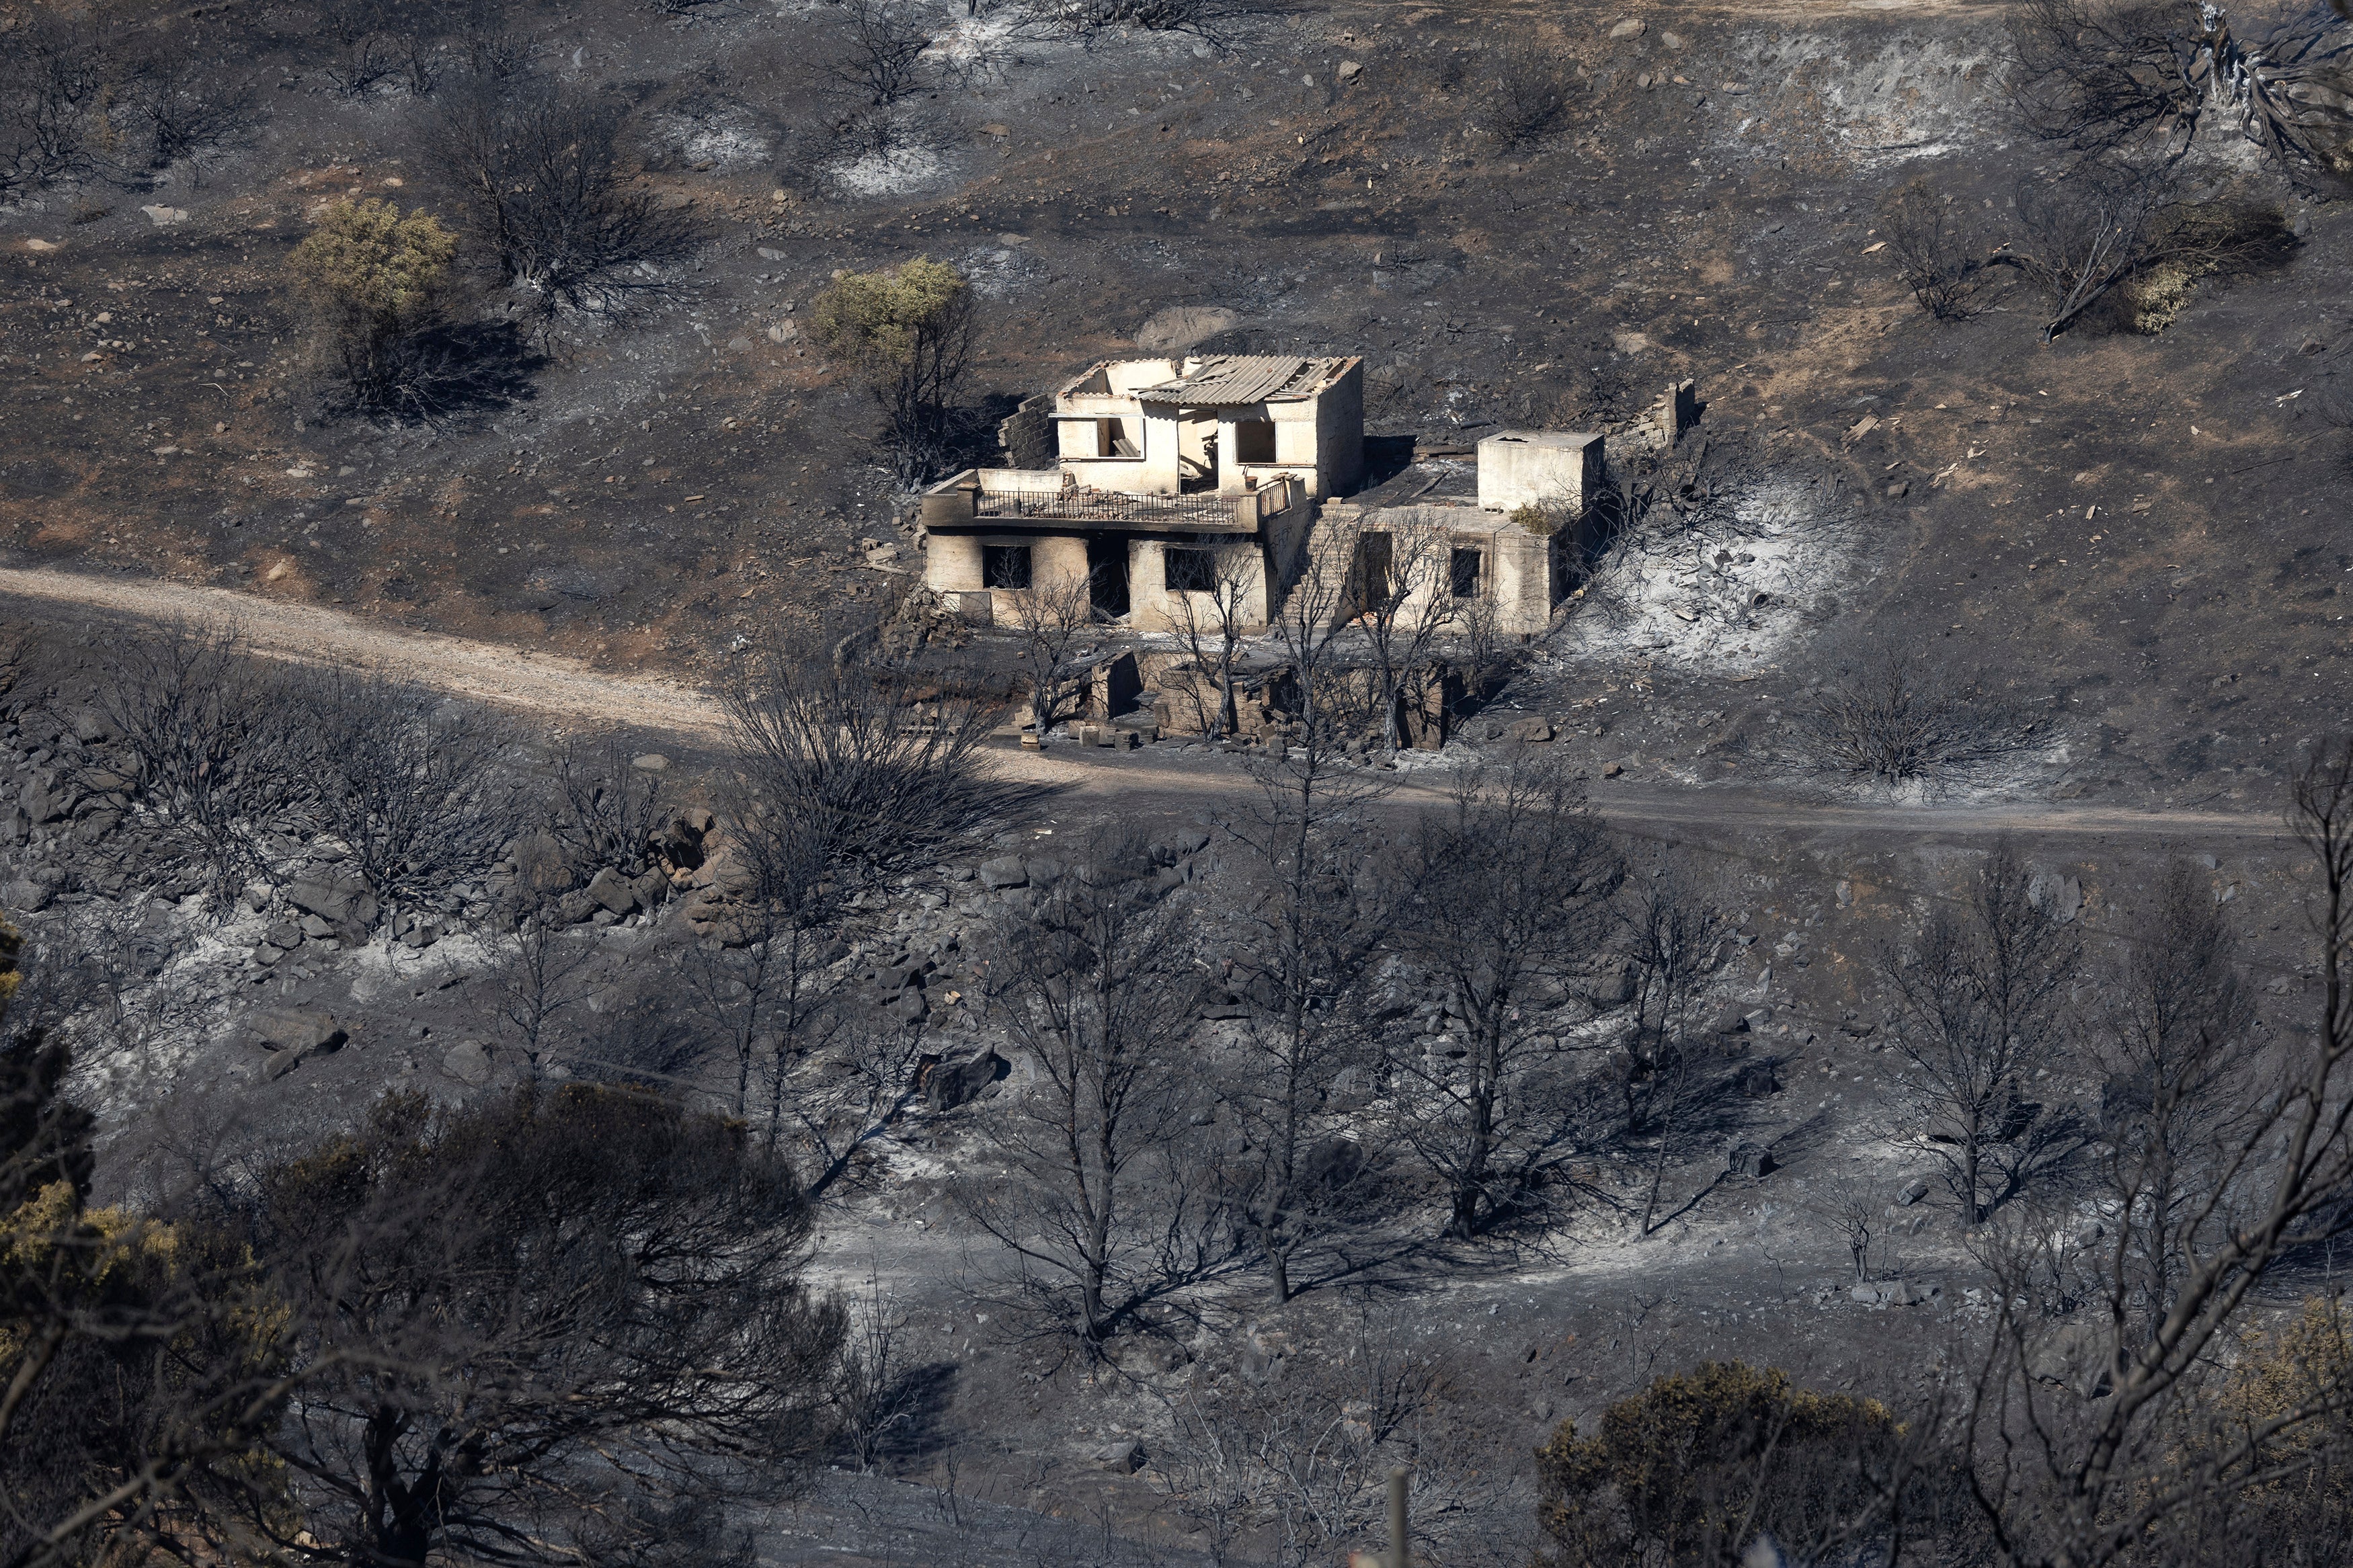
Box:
[920, 470, 1302, 534]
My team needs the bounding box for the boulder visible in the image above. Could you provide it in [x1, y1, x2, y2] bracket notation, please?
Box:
[1727, 1143, 1776, 1179]
[1, 878, 52, 914]
[1507, 716, 1556, 743]
[286, 872, 377, 930]
[1147, 826, 1213, 864]
[515, 831, 573, 893]
[553, 889, 604, 925]
[978, 855, 1028, 889]
[1337, 58, 1363, 83]
[20, 787, 65, 825]
[1133, 304, 1240, 354]
[1, 804, 28, 845]
[443, 1039, 495, 1087]
[253, 1008, 348, 1077]
[887, 988, 929, 1025]
[924, 1050, 1008, 1110]
[1091, 1438, 1146, 1473]
[1608, 16, 1646, 37]
[1897, 1176, 1931, 1207]
[1579, 964, 1637, 1006]
[627, 867, 670, 909]
[586, 866, 639, 915]
[657, 812, 709, 872]
[251, 1007, 346, 1056]
[1734, 1061, 1782, 1098]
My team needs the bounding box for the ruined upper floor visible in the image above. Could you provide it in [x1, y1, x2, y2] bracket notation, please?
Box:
[1049, 354, 1365, 501]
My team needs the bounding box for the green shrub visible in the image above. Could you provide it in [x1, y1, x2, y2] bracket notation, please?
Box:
[288, 198, 461, 415]
[1511, 501, 1562, 537]
[809, 257, 975, 484]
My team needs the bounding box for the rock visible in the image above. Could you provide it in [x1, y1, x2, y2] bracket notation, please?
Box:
[1507, 716, 1556, 743]
[631, 753, 669, 771]
[553, 889, 603, 925]
[1608, 16, 1646, 37]
[286, 872, 377, 930]
[1147, 827, 1213, 864]
[1133, 304, 1241, 353]
[1662, 29, 1687, 48]
[1, 878, 51, 914]
[627, 867, 669, 910]
[140, 204, 189, 224]
[298, 913, 335, 939]
[1601, 761, 1624, 779]
[1708, 1006, 1753, 1035]
[1734, 1061, 1782, 1098]
[1092, 1438, 1146, 1473]
[1337, 58, 1363, 83]
[1727, 1143, 1776, 1178]
[924, 1050, 1008, 1110]
[443, 1039, 495, 1087]
[2029, 872, 2083, 924]
[978, 855, 1028, 890]
[887, 987, 929, 1024]
[266, 922, 303, 949]
[515, 830, 573, 893]
[1579, 964, 1637, 1007]
[1884, 480, 1909, 499]
[20, 787, 65, 825]
[251, 1008, 347, 1079]
[586, 866, 639, 915]
[1, 805, 28, 845]
[1897, 1176, 1931, 1206]
[1848, 1282, 1892, 1307]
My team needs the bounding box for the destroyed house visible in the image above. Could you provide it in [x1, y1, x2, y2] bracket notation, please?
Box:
[921, 354, 1634, 638]
[921, 354, 1360, 632]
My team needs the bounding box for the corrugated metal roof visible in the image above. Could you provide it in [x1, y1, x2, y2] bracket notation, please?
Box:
[1131, 354, 1345, 407]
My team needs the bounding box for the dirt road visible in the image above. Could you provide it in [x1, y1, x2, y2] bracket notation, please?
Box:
[1, 564, 729, 741]
[0, 565, 2294, 844]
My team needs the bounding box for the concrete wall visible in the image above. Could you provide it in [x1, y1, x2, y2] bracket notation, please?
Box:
[1476, 430, 1602, 515]
[1295, 503, 1559, 638]
[920, 530, 1093, 622]
[1126, 536, 1273, 634]
[1312, 360, 1366, 497]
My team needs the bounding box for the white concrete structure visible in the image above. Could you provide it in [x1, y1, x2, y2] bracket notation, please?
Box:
[919, 352, 1627, 641]
[1051, 355, 1364, 501]
[1475, 429, 1603, 515]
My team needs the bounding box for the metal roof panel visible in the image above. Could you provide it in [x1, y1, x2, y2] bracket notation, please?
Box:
[1131, 354, 1347, 407]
